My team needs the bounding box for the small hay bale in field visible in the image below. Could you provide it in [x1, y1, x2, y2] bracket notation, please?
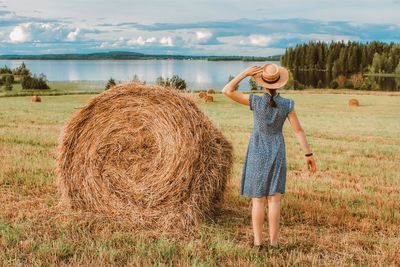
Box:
[31, 95, 41, 102]
[56, 82, 233, 234]
[198, 91, 207, 98]
[348, 98, 359, 107]
[204, 95, 214, 102]
[207, 89, 216, 94]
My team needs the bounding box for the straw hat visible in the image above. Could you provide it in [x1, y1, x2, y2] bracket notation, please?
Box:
[252, 63, 289, 89]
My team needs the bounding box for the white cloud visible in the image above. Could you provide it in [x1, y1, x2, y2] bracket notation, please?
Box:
[9, 22, 82, 43]
[196, 31, 212, 40]
[9, 24, 30, 42]
[192, 30, 220, 45]
[126, 36, 159, 45]
[146, 37, 157, 43]
[99, 35, 183, 48]
[250, 35, 273, 46]
[238, 34, 273, 47]
[67, 28, 81, 41]
[160, 36, 174, 46]
[127, 36, 146, 45]
[195, 30, 212, 42]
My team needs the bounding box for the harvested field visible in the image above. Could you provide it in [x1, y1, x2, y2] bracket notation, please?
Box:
[0, 91, 399, 266]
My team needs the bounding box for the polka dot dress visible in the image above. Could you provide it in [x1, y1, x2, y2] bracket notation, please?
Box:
[240, 92, 295, 197]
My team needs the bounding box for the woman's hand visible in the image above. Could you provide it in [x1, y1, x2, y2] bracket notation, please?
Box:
[221, 65, 263, 106]
[306, 156, 317, 173]
[242, 66, 263, 77]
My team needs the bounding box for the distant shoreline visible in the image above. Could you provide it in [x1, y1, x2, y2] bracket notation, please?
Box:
[0, 51, 281, 61]
[2, 79, 400, 98]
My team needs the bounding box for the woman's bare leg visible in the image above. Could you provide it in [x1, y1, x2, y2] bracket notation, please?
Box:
[267, 193, 282, 246]
[251, 196, 267, 245]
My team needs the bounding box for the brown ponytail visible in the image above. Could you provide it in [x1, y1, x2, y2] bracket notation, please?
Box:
[269, 90, 277, 108]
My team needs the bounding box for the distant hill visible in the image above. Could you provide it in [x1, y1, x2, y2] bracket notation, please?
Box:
[0, 51, 281, 61]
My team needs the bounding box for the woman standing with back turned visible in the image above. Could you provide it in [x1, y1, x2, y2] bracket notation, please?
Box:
[222, 63, 317, 250]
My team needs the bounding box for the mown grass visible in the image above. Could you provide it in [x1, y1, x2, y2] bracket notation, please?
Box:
[2, 80, 400, 98]
[0, 81, 105, 97]
[0, 90, 399, 266]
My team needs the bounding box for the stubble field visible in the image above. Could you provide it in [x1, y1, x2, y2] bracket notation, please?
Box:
[0, 90, 399, 266]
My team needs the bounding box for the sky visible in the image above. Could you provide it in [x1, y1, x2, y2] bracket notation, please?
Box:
[1, 0, 400, 56]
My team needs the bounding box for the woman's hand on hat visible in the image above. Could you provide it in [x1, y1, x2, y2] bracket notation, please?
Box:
[242, 66, 263, 77]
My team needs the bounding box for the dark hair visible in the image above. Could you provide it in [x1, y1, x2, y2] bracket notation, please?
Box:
[269, 90, 277, 108]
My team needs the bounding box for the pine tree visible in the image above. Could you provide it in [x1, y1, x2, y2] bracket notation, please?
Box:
[105, 78, 116, 90]
[395, 62, 400, 75]
[156, 76, 164, 86]
[249, 78, 259, 90]
[169, 75, 187, 90]
[370, 53, 382, 73]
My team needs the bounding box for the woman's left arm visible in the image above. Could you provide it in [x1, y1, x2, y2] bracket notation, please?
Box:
[287, 110, 317, 173]
[222, 66, 263, 106]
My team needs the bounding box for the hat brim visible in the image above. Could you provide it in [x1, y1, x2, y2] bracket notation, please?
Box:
[252, 66, 289, 89]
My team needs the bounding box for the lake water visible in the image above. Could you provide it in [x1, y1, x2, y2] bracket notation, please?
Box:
[0, 59, 278, 90]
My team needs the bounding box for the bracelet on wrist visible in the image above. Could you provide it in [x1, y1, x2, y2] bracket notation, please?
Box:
[305, 152, 313, 157]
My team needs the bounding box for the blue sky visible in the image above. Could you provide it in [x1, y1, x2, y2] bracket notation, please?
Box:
[1, 0, 399, 56]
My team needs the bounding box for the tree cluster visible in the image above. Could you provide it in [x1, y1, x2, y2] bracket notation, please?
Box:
[0, 74, 14, 90]
[0, 62, 50, 90]
[0, 65, 12, 75]
[21, 74, 50, 90]
[281, 41, 400, 76]
[13, 62, 32, 76]
[156, 75, 187, 90]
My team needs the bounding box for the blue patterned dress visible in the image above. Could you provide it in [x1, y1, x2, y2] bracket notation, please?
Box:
[240, 92, 295, 197]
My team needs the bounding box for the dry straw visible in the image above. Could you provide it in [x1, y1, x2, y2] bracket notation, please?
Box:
[56, 82, 233, 235]
[204, 95, 214, 102]
[31, 95, 41, 102]
[198, 91, 207, 98]
[348, 98, 360, 107]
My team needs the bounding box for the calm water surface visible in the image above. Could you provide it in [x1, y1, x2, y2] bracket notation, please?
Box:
[0, 59, 278, 90]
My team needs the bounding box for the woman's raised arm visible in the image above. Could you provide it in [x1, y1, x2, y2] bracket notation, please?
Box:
[222, 66, 263, 106]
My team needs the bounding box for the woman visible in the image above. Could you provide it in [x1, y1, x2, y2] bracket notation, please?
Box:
[222, 63, 317, 250]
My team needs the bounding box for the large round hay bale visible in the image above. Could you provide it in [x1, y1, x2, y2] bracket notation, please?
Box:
[204, 95, 214, 102]
[56, 83, 233, 233]
[207, 89, 216, 94]
[348, 98, 359, 107]
[31, 95, 41, 102]
[198, 92, 207, 98]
